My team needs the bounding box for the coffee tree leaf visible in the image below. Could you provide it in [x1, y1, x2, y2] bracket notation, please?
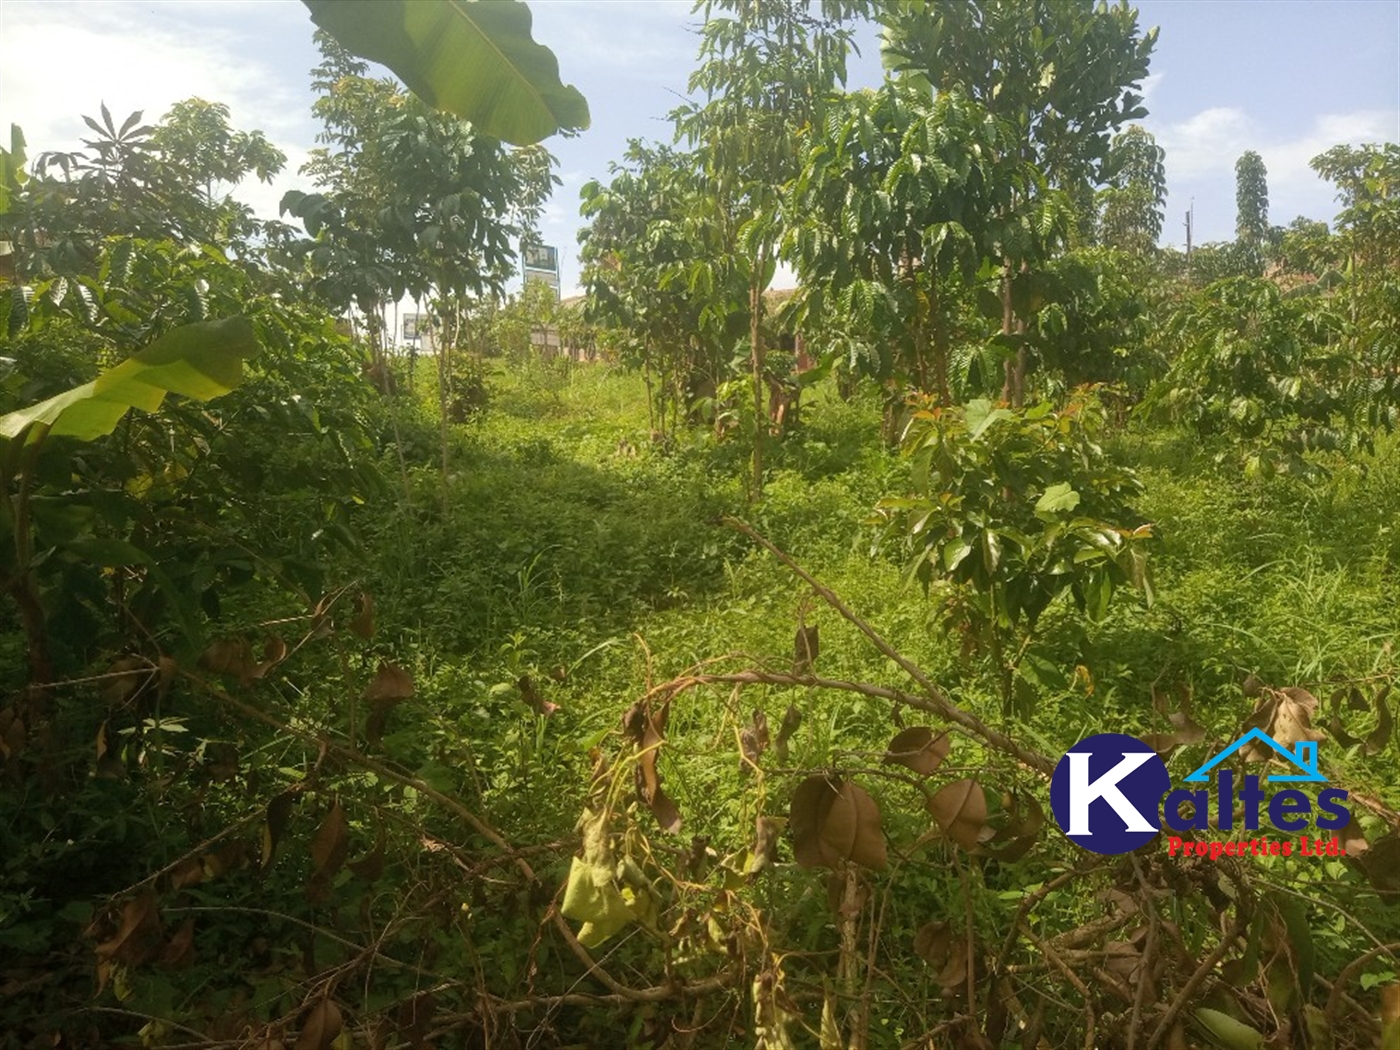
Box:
[927, 778, 989, 851]
[884, 726, 951, 776]
[1193, 1007, 1263, 1050]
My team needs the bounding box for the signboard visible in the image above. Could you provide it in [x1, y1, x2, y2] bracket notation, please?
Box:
[522, 244, 558, 274]
[402, 313, 422, 342]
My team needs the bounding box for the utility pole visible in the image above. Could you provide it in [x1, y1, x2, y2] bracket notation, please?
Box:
[1184, 199, 1194, 280]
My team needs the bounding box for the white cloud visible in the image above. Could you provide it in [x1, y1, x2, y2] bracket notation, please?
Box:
[1154, 106, 1254, 179]
[0, 0, 317, 219]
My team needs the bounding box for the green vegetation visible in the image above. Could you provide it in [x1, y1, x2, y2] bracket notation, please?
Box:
[1, 2, 1398, 1049]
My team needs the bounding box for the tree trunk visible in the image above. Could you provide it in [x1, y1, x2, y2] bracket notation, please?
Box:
[749, 256, 766, 500]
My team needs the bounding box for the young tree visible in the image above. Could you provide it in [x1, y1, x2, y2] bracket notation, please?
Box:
[1235, 149, 1270, 274]
[784, 82, 1043, 409]
[1098, 125, 1166, 255]
[672, 0, 860, 496]
[880, 0, 1158, 405]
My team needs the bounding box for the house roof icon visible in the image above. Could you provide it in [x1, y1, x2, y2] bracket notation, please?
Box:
[1182, 728, 1327, 784]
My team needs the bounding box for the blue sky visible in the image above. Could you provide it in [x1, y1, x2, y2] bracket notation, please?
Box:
[2, 0, 1396, 297]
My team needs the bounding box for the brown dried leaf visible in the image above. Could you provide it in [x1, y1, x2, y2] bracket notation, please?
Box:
[1240, 687, 1324, 761]
[102, 656, 148, 704]
[793, 624, 820, 674]
[396, 991, 436, 1049]
[364, 662, 414, 702]
[517, 674, 559, 716]
[157, 655, 177, 700]
[309, 800, 349, 887]
[159, 917, 196, 969]
[1365, 686, 1393, 756]
[169, 856, 205, 891]
[95, 720, 125, 780]
[634, 701, 681, 834]
[262, 790, 299, 870]
[775, 704, 802, 760]
[1357, 832, 1400, 901]
[95, 889, 162, 967]
[349, 820, 386, 881]
[927, 779, 989, 851]
[1328, 687, 1364, 748]
[750, 815, 783, 874]
[200, 637, 256, 685]
[1338, 811, 1370, 857]
[912, 921, 970, 993]
[790, 775, 887, 871]
[251, 635, 288, 680]
[0, 707, 23, 761]
[349, 592, 375, 640]
[985, 792, 1044, 862]
[739, 709, 769, 773]
[884, 726, 951, 776]
[295, 998, 343, 1050]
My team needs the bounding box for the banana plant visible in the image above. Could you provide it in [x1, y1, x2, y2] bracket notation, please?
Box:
[0, 317, 259, 686]
[303, 0, 588, 145]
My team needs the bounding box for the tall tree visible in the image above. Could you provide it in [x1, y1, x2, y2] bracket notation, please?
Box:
[672, 0, 860, 497]
[880, 0, 1157, 405]
[1235, 149, 1269, 274]
[1098, 124, 1166, 255]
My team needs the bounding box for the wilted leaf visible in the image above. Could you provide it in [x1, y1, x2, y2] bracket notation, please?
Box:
[749, 815, 783, 875]
[1365, 686, 1393, 755]
[739, 709, 769, 773]
[793, 624, 820, 675]
[985, 792, 1044, 862]
[884, 726, 951, 776]
[790, 776, 886, 871]
[1240, 687, 1323, 761]
[775, 704, 803, 760]
[168, 857, 205, 891]
[1380, 983, 1400, 1048]
[295, 998, 343, 1050]
[200, 637, 256, 685]
[1193, 1007, 1263, 1050]
[364, 662, 413, 703]
[630, 700, 681, 834]
[95, 889, 162, 967]
[262, 790, 299, 870]
[561, 856, 633, 947]
[102, 656, 148, 704]
[364, 663, 415, 745]
[396, 991, 436, 1050]
[307, 800, 349, 904]
[0, 707, 23, 761]
[913, 920, 970, 993]
[927, 779, 989, 851]
[95, 720, 125, 780]
[251, 635, 287, 679]
[349, 592, 375, 640]
[1357, 832, 1400, 902]
[158, 917, 195, 969]
[517, 674, 559, 716]
[349, 820, 386, 881]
